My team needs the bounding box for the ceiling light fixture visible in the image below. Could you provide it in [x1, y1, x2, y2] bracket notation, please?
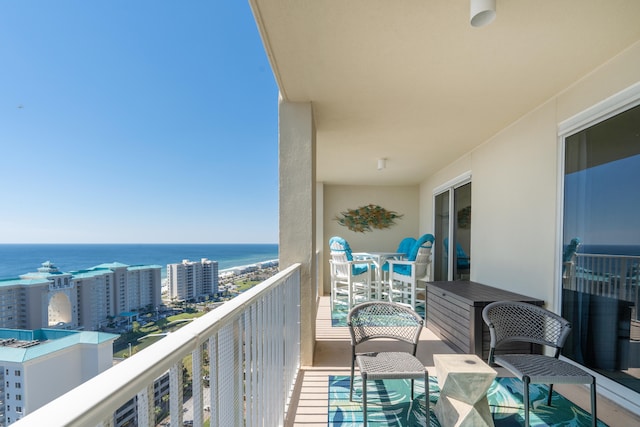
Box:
[377, 158, 387, 171]
[470, 0, 496, 27]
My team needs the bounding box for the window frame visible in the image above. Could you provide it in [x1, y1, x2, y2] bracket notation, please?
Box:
[556, 81, 640, 409]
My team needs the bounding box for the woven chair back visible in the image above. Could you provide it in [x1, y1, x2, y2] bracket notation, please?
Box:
[347, 301, 423, 347]
[483, 301, 572, 350]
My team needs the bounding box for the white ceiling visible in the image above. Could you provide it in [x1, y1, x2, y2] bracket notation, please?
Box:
[250, 0, 640, 185]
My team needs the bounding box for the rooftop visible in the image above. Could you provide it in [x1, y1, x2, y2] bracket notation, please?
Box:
[0, 328, 119, 363]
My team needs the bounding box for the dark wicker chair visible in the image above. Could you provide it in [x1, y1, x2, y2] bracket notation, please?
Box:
[347, 301, 428, 426]
[482, 301, 597, 427]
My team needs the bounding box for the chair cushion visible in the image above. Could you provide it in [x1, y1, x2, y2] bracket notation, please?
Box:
[330, 236, 369, 276]
[329, 236, 354, 261]
[397, 237, 416, 255]
[392, 264, 412, 276]
[352, 264, 369, 276]
[407, 234, 435, 261]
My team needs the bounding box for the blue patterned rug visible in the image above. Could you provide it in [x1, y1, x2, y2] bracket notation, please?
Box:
[328, 375, 605, 426]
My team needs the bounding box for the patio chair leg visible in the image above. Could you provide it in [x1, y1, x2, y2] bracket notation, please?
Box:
[524, 377, 530, 427]
[547, 383, 554, 406]
[362, 376, 368, 426]
[424, 372, 429, 427]
[349, 360, 355, 401]
[591, 381, 597, 427]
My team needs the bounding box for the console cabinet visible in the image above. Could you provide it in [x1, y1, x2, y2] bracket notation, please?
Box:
[425, 281, 544, 359]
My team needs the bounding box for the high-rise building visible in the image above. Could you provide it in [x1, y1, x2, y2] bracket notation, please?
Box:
[0, 261, 162, 331]
[0, 328, 118, 425]
[167, 258, 219, 301]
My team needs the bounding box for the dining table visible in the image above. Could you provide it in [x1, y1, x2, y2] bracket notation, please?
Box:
[355, 252, 406, 299]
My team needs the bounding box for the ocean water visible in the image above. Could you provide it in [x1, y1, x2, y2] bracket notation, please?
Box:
[578, 244, 640, 256]
[0, 244, 279, 280]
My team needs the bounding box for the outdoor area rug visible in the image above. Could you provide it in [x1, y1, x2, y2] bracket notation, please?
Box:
[328, 375, 606, 426]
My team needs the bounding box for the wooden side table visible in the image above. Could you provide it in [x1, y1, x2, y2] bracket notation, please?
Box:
[434, 354, 497, 427]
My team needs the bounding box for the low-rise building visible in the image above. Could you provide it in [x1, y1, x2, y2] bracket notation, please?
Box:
[0, 328, 118, 425]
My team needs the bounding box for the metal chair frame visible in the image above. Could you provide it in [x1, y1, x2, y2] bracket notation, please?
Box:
[347, 301, 429, 426]
[482, 301, 597, 427]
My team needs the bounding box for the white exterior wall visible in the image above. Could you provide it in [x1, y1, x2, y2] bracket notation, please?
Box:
[3, 363, 25, 424]
[76, 272, 120, 330]
[168, 259, 218, 301]
[0, 287, 24, 330]
[127, 271, 140, 311]
[201, 259, 219, 295]
[112, 268, 128, 315]
[8, 337, 116, 421]
[419, 41, 640, 308]
[322, 184, 420, 294]
[22, 348, 84, 414]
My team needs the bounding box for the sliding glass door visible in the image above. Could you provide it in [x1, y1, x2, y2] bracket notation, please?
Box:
[562, 103, 640, 393]
[434, 180, 471, 281]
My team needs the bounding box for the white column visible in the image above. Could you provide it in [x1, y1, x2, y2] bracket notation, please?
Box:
[278, 96, 316, 365]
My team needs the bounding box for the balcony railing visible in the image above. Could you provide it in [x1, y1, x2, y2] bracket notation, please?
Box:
[14, 263, 301, 427]
[564, 252, 640, 321]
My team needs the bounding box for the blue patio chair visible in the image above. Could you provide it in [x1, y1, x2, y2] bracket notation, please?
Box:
[562, 237, 581, 288]
[443, 237, 470, 272]
[329, 236, 373, 311]
[379, 237, 416, 292]
[387, 234, 434, 311]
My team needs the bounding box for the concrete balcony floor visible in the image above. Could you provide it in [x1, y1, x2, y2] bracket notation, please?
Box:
[285, 296, 640, 426]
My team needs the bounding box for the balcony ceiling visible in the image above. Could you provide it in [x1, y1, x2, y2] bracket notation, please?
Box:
[250, 0, 640, 185]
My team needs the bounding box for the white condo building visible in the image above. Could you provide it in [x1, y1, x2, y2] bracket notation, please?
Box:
[0, 262, 162, 331]
[0, 328, 117, 425]
[168, 258, 219, 301]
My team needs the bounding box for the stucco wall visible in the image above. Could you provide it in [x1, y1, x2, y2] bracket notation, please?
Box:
[322, 184, 419, 294]
[419, 40, 640, 309]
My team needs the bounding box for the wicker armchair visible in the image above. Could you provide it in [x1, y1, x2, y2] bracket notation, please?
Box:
[482, 301, 597, 427]
[347, 301, 429, 426]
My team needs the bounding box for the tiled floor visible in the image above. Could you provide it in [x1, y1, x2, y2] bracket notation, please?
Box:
[285, 297, 640, 426]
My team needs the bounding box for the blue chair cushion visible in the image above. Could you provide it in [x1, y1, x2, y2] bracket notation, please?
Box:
[381, 237, 416, 272]
[443, 237, 470, 269]
[406, 234, 435, 261]
[392, 264, 412, 276]
[329, 236, 368, 275]
[563, 237, 581, 263]
[397, 237, 416, 255]
[329, 236, 354, 261]
[391, 234, 434, 276]
[352, 264, 369, 276]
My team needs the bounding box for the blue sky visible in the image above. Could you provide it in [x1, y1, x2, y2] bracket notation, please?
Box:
[0, 2, 279, 243]
[564, 154, 640, 246]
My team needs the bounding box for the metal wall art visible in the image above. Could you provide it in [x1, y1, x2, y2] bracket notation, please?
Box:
[335, 204, 403, 233]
